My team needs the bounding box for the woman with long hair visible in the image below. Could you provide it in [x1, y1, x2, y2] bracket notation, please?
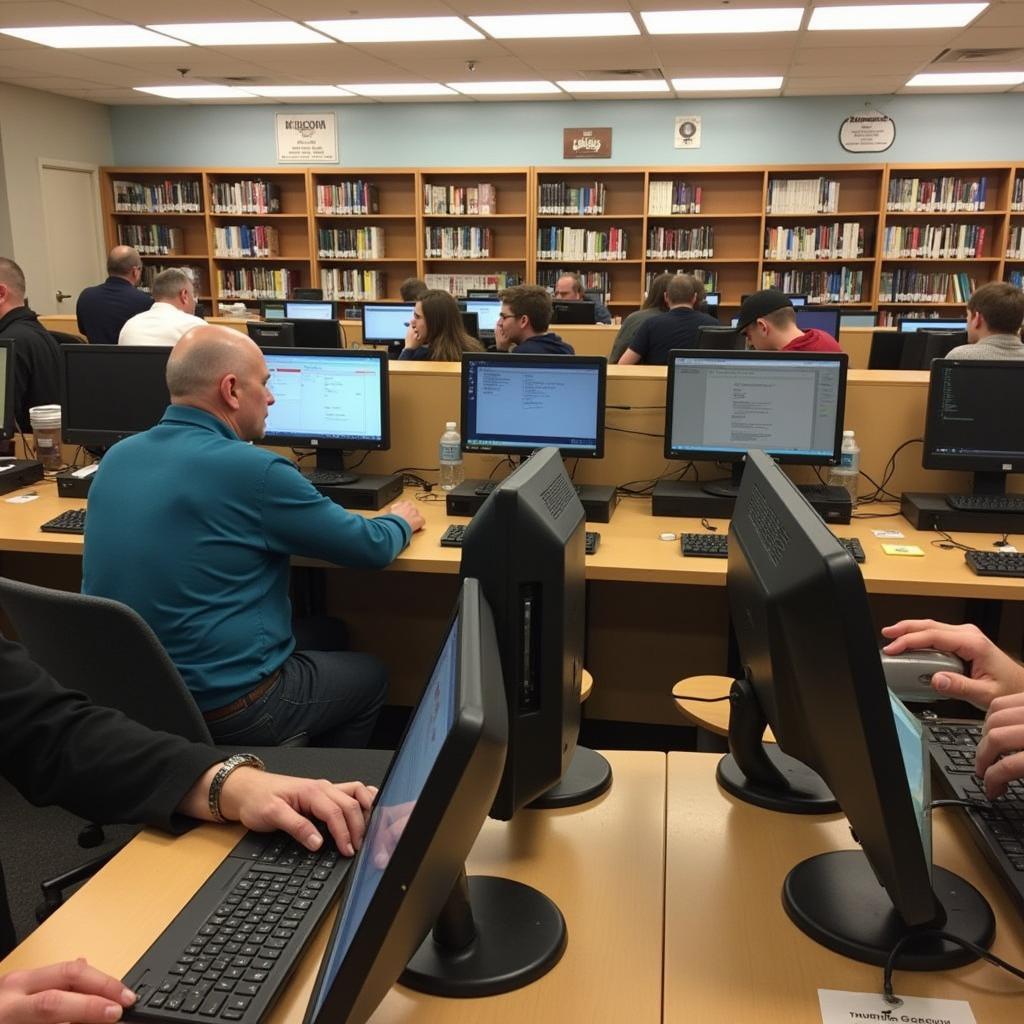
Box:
[400, 289, 484, 361]
[609, 272, 673, 363]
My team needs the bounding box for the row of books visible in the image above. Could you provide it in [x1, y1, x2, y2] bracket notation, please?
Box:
[882, 223, 987, 259]
[115, 224, 184, 256]
[886, 175, 988, 212]
[1012, 177, 1024, 212]
[424, 226, 493, 259]
[142, 265, 204, 293]
[760, 267, 864, 304]
[647, 180, 702, 215]
[424, 272, 522, 297]
[646, 226, 714, 260]
[1006, 226, 1024, 259]
[538, 268, 610, 295]
[877, 269, 954, 303]
[763, 223, 865, 261]
[424, 183, 497, 215]
[216, 267, 299, 300]
[213, 225, 280, 259]
[316, 181, 379, 216]
[536, 226, 629, 261]
[877, 310, 969, 327]
[766, 177, 840, 214]
[537, 181, 606, 216]
[949, 272, 979, 302]
[317, 227, 386, 259]
[210, 180, 282, 215]
[112, 179, 202, 213]
[644, 268, 718, 291]
[320, 268, 386, 301]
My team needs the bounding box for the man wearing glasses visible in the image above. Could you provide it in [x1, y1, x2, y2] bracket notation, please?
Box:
[495, 285, 575, 354]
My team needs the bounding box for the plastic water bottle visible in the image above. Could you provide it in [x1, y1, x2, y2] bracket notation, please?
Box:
[828, 429, 860, 505]
[439, 421, 464, 491]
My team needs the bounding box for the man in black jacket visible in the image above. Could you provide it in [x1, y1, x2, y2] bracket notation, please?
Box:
[0, 632, 376, 1020]
[0, 258, 62, 432]
[76, 247, 154, 345]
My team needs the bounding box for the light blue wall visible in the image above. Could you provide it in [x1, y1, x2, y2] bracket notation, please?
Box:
[111, 94, 1024, 168]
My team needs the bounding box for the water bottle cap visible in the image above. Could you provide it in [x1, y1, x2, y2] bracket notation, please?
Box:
[843, 429, 854, 437]
[445, 421, 456, 431]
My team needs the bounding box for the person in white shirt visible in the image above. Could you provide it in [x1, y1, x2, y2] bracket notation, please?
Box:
[945, 281, 1024, 360]
[118, 267, 204, 346]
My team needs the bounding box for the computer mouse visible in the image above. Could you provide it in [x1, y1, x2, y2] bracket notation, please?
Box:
[878, 649, 965, 702]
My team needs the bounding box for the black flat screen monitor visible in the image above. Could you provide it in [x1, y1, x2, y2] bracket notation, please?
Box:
[550, 300, 595, 325]
[262, 301, 286, 320]
[462, 353, 606, 459]
[924, 358, 1024, 496]
[723, 449, 993, 968]
[246, 321, 295, 348]
[903, 329, 965, 369]
[462, 298, 501, 337]
[898, 317, 967, 334]
[465, 289, 498, 299]
[259, 347, 389, 477]
[0, 340, 14, 440]
[840, 310, 877, 328]
[286, 319, 341, 349]
[460, 311, 480, 340]
[664, 349, 847, 495]
[362, 303, 414, 345]
[867, 330, 906, 370]
[794, 306, 840, 339]
[696, 325, 746, 351]
[61, 344, 171, 448]
[786, 293, 807, 307]
[293, 287, 323, 300]
[284, 299, 334, 320]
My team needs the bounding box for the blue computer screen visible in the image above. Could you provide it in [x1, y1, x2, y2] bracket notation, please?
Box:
[363, 304, 414, 344]
[464, 299, 501, 334]
[794, 307, 840, 337]
[889, 691, 932, 870]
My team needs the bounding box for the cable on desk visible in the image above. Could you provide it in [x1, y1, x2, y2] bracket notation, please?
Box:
[616, 461, 694, 497]
[858, 437, 923, 505]
[606, 404, 666, 411]
[673, 693, 729, 703]
[607, 425, 665, 439]
[930, 528, 980, 554]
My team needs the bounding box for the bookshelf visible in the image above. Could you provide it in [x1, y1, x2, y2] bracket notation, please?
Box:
[1005, 168, 1024, 291]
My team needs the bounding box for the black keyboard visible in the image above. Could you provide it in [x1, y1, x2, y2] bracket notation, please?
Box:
[679, 532, 866, 563]
[926, 720, 1024, 918]
[946, 493, 1024, 515]
[123, 830, 350, 1024]
[965, 550, 1024, 578]
[40, 508, 86, 534]
[441, 523, 600, 555]
[301, 469, 355, 486]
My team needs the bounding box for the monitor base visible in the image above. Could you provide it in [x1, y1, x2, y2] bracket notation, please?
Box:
[717, 748, 838, 814]
[528, 746, 613, 809]
[783, 851, 994, 969]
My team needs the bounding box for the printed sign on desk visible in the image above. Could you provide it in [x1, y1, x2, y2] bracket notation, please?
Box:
[564, 127, 612, 159]
[818, 988, 975, 1024]
[276, 112, 338, 163]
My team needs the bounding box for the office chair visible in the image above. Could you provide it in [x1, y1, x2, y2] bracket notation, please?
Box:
[49, 330, 87, 345]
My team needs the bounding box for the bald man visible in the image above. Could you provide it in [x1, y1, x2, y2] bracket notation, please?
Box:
[83, 325, 424, 748]
[76, 245, 154, 345]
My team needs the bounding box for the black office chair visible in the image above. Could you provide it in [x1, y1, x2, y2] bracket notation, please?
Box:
[49, 330, 87, 345]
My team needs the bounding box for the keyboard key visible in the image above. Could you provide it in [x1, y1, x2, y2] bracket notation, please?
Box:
[199, 995, 227, 1017]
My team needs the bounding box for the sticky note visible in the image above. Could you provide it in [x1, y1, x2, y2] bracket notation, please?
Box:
[882, 543, 924, 557]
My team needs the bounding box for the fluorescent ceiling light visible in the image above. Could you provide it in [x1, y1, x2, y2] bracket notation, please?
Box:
[808, 3, 987, 31]
[906, 71, 1024, 87]
[470, 13, 639, 39]
[340, 83, 456, 96]
[0, 25, 187, 48]
[672, 76, 783, 91]
[557, 79, 670, 93]
[135, 85, 257, 98]
[642, 8, 803, 34]
[448, 80, 561, 94]
[148, 22, 331, 45]
[246, 86, 354, 97]
[308, 17, 482, 42]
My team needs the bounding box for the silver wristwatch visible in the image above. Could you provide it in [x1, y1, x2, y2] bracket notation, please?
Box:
[208, 752, 266, 823]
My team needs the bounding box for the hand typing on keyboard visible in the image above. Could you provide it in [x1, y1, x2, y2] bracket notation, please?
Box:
[0, 958, 139, 1024]
[976, 693, 1024, 800]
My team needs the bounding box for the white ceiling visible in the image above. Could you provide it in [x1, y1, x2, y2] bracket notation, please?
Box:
[0, 0, 1023, 105]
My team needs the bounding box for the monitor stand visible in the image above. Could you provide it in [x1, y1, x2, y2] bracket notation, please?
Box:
[701, 461, 744, 499]
[401, 867, 566, 996]
[311, 449, 358, 485]
[528, 746, 613, 809]
[716, 677, 838, 814]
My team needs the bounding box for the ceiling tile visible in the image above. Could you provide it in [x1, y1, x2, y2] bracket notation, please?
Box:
[72, 0, 276, 19]
[0, 2, 120, 27]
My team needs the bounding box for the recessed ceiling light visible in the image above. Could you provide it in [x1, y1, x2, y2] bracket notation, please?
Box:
[469, 13, 640, 39]
[672, 76, 783, 91]
[308, 17, 482, 42]
[148, 22, 331, 45]
[246, 86, 354, 97]
[447, 81, 561, 95]
[808, 3, 987, 31]
[0, 25, 188, 48]
[906, 71, 1024, 87]
[557, 79, 670, 93]
[641, 8, 803, 34]
[339, 83, 457, 96]
[135, 85, 257, 98]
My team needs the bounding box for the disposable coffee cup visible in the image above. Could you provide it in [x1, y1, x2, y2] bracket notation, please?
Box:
[29, 404, 63, 471]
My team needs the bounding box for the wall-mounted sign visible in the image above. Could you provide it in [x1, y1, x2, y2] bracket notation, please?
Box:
[276, 112, 338, 163]
[674, 115, 702, 150]
[839, 110, 895, 153]
[564, 127, 612, 159]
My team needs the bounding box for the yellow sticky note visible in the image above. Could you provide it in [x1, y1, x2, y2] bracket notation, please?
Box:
[882, 543, 925, 557]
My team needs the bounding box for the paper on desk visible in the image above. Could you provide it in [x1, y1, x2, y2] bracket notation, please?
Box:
[5, 492, 38, 504]
[818, 989, 975, 1024]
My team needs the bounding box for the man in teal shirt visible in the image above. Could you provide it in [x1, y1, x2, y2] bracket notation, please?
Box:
[83, 325, 424, 748]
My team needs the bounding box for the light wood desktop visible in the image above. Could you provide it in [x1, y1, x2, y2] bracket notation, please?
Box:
[665, 752, 1024, 1021]
[672, 675, 776, 742]
[0, 750, 665, 1024]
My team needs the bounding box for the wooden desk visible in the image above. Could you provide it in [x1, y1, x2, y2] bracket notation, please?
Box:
[0, 751, 665, 1024]
[665, 752, 1024, 1021]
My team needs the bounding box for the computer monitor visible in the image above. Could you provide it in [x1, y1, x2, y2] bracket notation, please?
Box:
[695, 325, 746, 351]
[60, 344, 171, 448]
[246, 321, 295, 348]
[0, 340, 14, 441]
[362, 303, 415, 346]
[794, 306, 840, 338]
[287, 318, 342, 349]
[722, 449, 993, 968]
[867, 330, 906, 370]
[550, 300, 596, 325]
[262, 301, 286, 321]
[664, 349, 848, 496]
[459, 311, 480, 340]
[258, 347, 389, 479]
[293, 287, 323, 300]
[465, 289, 498, 300]
[785, 293, 807, 307]
[924, 358, 1024, 497]
[284, 299, 335, 321]
[902, 329, 965, 369]
[840, 310, 878, 329]
[898, 317, 967, 334]
[461, 353, 606, 459]
[462, 298, 501, 337]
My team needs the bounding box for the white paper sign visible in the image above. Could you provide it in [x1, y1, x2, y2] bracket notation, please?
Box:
[839, 111, 895, 153]
[818, 988, 975, 1024]
[275, 112, 338, 164]
[873, 529, 905, 539]
[674, 115, 702, 150]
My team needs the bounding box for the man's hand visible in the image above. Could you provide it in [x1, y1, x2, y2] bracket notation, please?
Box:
[494, 319, 512, 351]
[976, 692, 1024, 799]
[387, 500, 425, 534]
[881, 619, 1024, 709]
[0, 959, 136, 1024]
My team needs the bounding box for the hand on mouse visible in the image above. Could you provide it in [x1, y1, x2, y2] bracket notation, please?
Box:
[387, 500, 425, 534]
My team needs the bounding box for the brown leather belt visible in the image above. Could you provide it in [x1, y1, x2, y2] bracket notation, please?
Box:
[203, 669, 282, 723]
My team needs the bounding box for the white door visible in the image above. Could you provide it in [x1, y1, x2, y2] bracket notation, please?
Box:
[39, 163, 103, 314]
